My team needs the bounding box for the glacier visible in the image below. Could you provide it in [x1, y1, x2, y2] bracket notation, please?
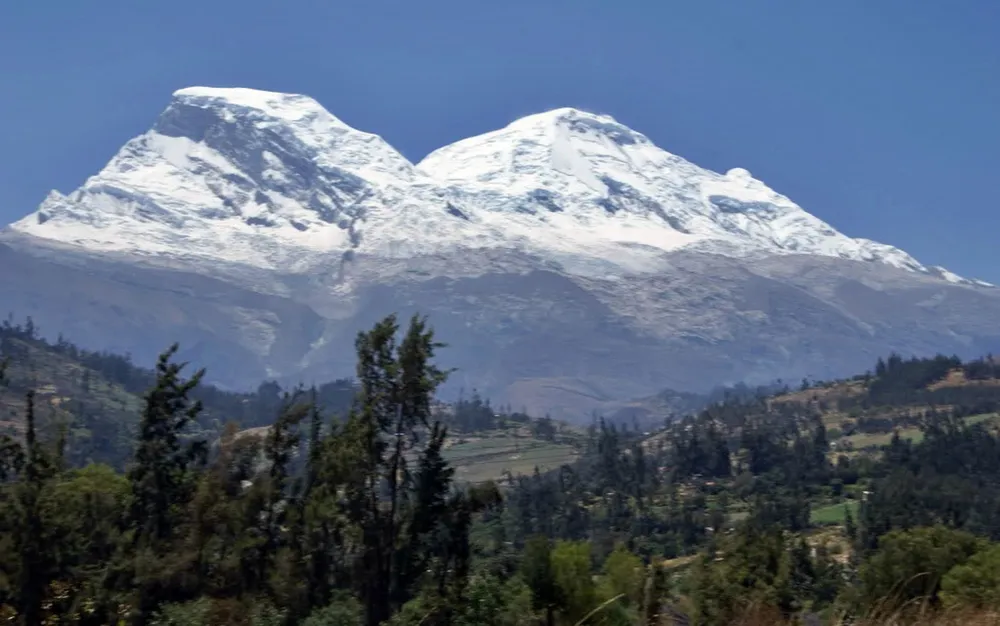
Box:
[10, 87, 985, 285]
[3, 86, 998, 421]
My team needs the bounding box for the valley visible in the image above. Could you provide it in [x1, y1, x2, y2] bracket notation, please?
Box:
[5, 308, 1000, 624]
[1, 85, 997, 626]
[2, 3, 996, 624]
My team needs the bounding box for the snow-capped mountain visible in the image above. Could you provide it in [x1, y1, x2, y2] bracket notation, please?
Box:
[3, 87, 998, 419]
[15, 87, 492, 272]
[418, 107, 936, 277]
[10, 88, 984, 284]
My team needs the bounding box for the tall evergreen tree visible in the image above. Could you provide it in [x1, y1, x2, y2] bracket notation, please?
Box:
[250, 397, 308, 599]
[343, 314, 449, 626]
[17, 390, 53, 626]
[121, 344, 208, 624]
[521, 535, 559, 626]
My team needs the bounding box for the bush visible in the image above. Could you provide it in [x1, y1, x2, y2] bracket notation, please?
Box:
[941, 543, 1000, 609]
[858, 526, 985, 611]
[149, 598, 284, 626]
[150, 599, 212, 626]
[302, 592, 364, 626]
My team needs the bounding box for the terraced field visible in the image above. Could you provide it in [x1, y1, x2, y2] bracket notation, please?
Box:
[839, 412, 999, 450]
[810, 500, 859, 526]
[443, 433, 580, 483]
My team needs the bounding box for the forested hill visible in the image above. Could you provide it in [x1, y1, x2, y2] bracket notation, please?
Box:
[0, 317, 355, 468]
[5, 309, 1000, 476]
[492, 351, 1000, 625]
[679, 351, 1000, 456]
[0, 317, 581, 478]
[6, 312, 1000, 624]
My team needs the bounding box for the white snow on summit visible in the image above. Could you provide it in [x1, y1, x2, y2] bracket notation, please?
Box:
[417, 107, 935, 277]
[11, 87, 499, 270]
[8, 88, 986, 285]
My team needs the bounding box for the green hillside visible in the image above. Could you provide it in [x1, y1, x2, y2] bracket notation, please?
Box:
[6, 314, 1000, 625]
[0, 319, 355, 468]
[0, 319, 583, 481]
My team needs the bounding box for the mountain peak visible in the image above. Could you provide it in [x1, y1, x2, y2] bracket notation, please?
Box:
[416, 105, 652, 193]
[504, 106, 649, 147]
[8, 86, 434, 269]
[8, 87, 987, 287]
[156, 86, 357, 143]
[169, 86, 336, 122]
[511, 106, 618, 125]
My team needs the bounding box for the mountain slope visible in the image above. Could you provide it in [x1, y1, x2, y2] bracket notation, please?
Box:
[12, 87, 500, 273]
[10, 89, 988, 286]
[0, 321, 354, 468]
[418, 107, 951, 280]
[3, 87, 999, 420]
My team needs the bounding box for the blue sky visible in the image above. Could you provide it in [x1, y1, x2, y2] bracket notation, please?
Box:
[2, 0, 998, 280]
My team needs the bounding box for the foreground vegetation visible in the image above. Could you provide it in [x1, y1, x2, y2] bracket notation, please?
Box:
[5, 315, 1000, 624]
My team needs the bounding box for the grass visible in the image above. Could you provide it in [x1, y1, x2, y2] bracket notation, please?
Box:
[966, 412, 999, 426]
[840, 413, 1000, 450]
[844, 429, 922, 448]
[811, 500, 860, 526]
[443, 433, 580, 483]
[660, 554, 698, 570]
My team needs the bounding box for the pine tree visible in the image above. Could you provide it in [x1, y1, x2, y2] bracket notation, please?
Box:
[398, 422, 454, 603]
[295, 422, 351, 618]
[521, 535, 559, 626]
[276, 390, 335, 620]
[122, 344, 208, 624]
[844, 504, 857, 542]
[17, 390, 53, 625]
[304, 388, 323, 496]
[253, 397, 307, 596]
[344, 314, 449, 626]
[185, 421, 261, 599]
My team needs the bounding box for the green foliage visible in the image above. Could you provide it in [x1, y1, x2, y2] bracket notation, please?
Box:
[601, 545, 644, 607]
[939, 543, 1000, 609]
[122, 344, 209, 622]
[859, 415, 1000, 550]
[672, 421, 731, 479]
[8, 316, 1000, 625]
[687, 523, 794, 625]
[37, 464, 128, 617]
[858, 526, 984, 612]
[550, 541, 596, 624]
[522, 535, 560, 624]
[452, 574, 534, 626]
[449, 391, 496, 432]
[869, 353, 961, 400]
[301, 592, 364, 626]
[0, 313, 500, 626]
[149, 598, 212, 626]
[0, 320, 355, 470]
[342, 314, 455, 625]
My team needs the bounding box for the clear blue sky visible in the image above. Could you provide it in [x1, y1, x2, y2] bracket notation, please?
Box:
[2, 0, 998, 279]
